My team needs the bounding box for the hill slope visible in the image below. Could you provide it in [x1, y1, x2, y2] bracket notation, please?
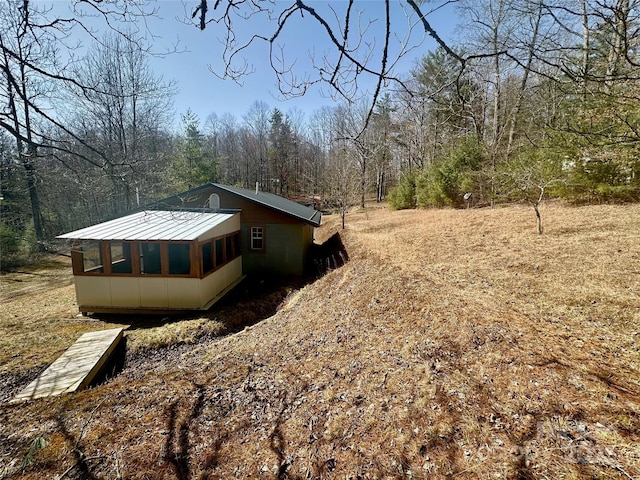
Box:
[1, 203, 639, 479]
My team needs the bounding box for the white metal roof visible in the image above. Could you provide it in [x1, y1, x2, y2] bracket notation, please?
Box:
[57, 210, 236, 241]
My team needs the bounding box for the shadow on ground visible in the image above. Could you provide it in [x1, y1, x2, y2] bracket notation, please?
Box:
[90, 231, 350, 333]
[310, 231, 349, 275]
[81, 232, 351, 388]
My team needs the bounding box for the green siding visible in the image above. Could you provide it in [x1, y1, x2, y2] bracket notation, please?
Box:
[242, 223, 311, 275]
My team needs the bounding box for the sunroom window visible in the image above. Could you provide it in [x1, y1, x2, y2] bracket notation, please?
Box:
[140, 242, 162, 274]
[110, 241, 132, 274]
[168, 243, 191, 275]
[82, 241, 103, 273]
[202, 242, 214, 275]
[215, 238, 224, 267]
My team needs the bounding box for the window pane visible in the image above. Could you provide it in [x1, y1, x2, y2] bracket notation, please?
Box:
[233, 232, 241, 258]
[140, 243, 162, 274]
[82, 241, 103, 273]
[215, 238, 224, 267]
[202, 242, 213, 275]
[169, 243, 191, 275]
[111, 242, 132, 274]
[251, 227, 263, 250]
[225, 235, 233, 259]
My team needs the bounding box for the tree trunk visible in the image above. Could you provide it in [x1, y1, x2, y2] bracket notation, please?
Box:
[581, 0, 590, 93]
[22, 156, 44, 243]
[506, 0, 542, 156]
[376, 170, 384, 202]
[360, 153, 366, 208]
[606, 0, 630, 85]
[534, 203, 543, 235]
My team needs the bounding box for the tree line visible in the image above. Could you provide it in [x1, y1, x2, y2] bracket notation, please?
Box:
[387, 0, 640, 233]
[2, 0, 640, 267]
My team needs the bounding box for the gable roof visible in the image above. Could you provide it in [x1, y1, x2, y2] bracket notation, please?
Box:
[211, 184, 322, 227]
[57, 210, 237, 241]
[154, 183, 322, 227]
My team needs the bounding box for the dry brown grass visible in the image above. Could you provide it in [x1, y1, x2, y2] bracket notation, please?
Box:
[0, 255, 125, 380]
[1, 202, 639, 479]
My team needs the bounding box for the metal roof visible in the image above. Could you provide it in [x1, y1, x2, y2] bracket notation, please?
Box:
[57, 210, 236, 241]
[211, 184, 322, 227]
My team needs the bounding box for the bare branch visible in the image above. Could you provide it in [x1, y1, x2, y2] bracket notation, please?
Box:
[406, 0, 465, 64]
[189, 1, 460, 139]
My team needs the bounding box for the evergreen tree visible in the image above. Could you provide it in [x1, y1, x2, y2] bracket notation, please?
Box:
[268, 109, 294, 195]
[173, 110, 219, 190]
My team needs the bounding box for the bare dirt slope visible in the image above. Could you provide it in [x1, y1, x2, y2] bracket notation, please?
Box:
[1, 203, 639, 479]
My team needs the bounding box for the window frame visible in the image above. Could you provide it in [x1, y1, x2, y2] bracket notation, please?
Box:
[109, 241, 134, 275]
[201, 241, 215, 276]
[199, 230, 242, 279]
[250, 225, 265, 252]
[167, 242, 193, 276]
[139, 241, 164, 276]
[231, 231, 241, 259]
[72, 240, 105, 275]
[71, 240, 197, 278]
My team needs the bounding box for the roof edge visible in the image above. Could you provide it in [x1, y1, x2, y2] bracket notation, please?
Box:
[212, 183, 322, 227]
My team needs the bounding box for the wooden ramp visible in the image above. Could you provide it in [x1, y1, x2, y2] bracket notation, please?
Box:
[12, 328, 125, 403]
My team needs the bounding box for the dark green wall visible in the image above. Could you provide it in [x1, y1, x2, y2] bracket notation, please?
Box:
[241, 223, 313, 276]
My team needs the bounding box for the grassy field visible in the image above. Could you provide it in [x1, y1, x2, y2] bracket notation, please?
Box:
[0, 202, 639, 479]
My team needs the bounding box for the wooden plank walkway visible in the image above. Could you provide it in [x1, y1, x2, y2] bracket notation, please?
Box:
[11, 327, 126, 403]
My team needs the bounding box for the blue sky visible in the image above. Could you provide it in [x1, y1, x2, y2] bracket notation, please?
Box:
[45, 1, 458, 127]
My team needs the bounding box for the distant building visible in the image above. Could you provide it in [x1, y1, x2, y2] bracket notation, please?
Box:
[58, 184, 322, 314]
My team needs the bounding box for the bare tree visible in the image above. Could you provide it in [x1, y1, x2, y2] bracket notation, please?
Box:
[456, 0, 522, 169]
[64, 31, 175, 213]
[0, 1, 161, 161]
[216, 112, 241, 186]
[0, 0, 163, 241]
[401, 45, 484, 172]
[325, 135, 360, 229]
[189, 0, 462, 137]
[0, 0, 55, 241]
[307, 106, 336, 197]
[496, 149, 565, 234]
[333, 101, 375, 207]
[242, 101, 271, 188]
[370, 93, 395, 202]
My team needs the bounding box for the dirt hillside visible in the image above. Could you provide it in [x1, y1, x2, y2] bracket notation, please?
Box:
[1, 202, 639, 479]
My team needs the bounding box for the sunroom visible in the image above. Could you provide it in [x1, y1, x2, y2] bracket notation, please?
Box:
[58, 210, 243, 314]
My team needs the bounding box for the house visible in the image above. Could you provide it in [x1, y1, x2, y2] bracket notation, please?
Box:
[58, 184, 322, 314]
[58, 209, 244, 314]
[152, 183, 322, 276]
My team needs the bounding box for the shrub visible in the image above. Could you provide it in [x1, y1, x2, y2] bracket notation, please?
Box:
[0, 221, 22, 271]
[416, 137, 484, 208]
[560, 154, 640, 204]
[416, 166, 450, 207]
[595, 184, 640, 202]
[388, 173, 417, 210]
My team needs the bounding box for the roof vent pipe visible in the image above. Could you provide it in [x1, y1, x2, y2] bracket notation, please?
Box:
[256, 182, 259, 195]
